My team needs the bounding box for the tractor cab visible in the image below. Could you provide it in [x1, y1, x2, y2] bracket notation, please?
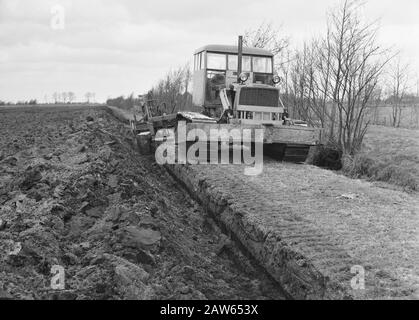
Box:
[192, 44, 284, 123]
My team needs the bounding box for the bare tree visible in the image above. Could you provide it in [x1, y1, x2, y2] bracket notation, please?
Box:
[243, 22, 290, 69]
[284, 0, 392, 155]
[61, 92, 68, 104]
[370, 86, 383, 125]
[148, 64, 192, 114]
[180, 65, 192, 110]
[85, 92, 92, 103]
[52, 92, 59, 104]
[386, 58, 410, 127]
[68, 92, 76, 104]
[414, 78, 419, 128]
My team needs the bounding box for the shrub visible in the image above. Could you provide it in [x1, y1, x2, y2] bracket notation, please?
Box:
[342, 153, 418, 191]
[309, 146, 342, 170]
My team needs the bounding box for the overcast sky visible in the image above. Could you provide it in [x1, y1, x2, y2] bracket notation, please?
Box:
[1, 0, 418, 103]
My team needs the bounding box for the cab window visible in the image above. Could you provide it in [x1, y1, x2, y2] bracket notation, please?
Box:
[194, 54, 198, 70]
[194, 53, 204, 70]
[228, 55, 237, 71]
[206, 71, 226, 104]
[228, 55, 251, 72]
[200, 52, 204, 69]
[253, 57, 273, 73]
[207, 53, 226, 70]
[242, 56, 251, 72]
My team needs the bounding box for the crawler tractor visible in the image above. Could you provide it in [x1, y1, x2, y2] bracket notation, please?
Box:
[132, 37, 322, 163]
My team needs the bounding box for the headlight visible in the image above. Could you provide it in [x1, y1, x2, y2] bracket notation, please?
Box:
[239, 72, 249, 83]
[273, 75, 281, 84]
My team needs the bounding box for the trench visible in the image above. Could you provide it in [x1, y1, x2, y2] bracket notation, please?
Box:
[105, 107, 290, 299]
[163, 164, 292, 300]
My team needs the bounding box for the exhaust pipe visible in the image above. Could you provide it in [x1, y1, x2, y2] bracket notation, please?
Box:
[237, 35, 243, 83]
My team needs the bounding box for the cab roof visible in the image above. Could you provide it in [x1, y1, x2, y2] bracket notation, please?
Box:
[194, 44, 273, 57]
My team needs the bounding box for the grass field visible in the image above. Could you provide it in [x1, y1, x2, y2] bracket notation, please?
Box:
[343, 125, 419, 191]
[368, 105, 419, 129]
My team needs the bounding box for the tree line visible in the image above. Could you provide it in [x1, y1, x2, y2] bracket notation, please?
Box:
[145, 64, 194, 114]
[107, 64, 194, 114]
[0, 99, 38, 106]
[50, 92, 96, 104]
[106, 94, 139, 111]
[1, 92, 97, 106]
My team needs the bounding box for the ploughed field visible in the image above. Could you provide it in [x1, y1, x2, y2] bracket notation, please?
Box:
[0, 105, 285, 300]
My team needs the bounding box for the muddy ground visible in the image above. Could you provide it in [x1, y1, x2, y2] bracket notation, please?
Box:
[0, 105, 285, 300]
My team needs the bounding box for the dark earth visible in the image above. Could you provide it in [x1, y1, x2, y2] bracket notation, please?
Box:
[0, 105, 285, 300]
